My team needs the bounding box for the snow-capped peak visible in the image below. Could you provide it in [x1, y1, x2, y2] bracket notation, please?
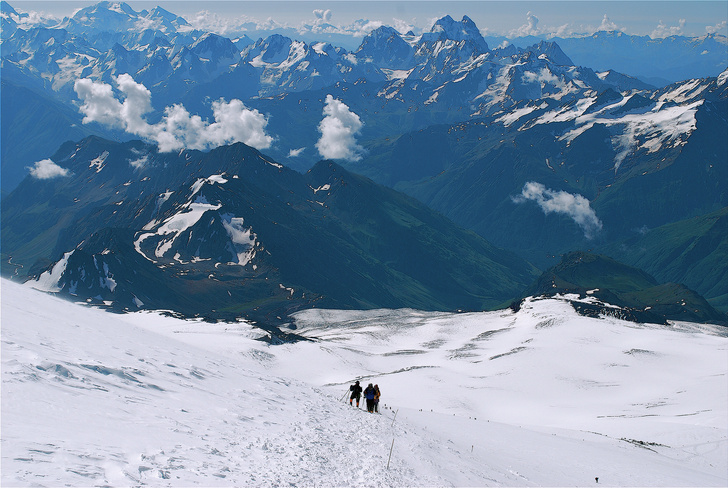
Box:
[718, 67, 728, 86]
[147, 5, 189, 27]
[429, 15, 488, 49]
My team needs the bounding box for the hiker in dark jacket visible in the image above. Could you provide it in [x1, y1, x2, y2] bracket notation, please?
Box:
[373, 384, 381, 413]
[349, 380, 362, 407]
[364, 383, 377, 413]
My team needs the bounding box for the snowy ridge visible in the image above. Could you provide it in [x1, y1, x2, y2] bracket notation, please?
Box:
[134, 175, 258, 266]
[351, 18, 642, 117]
[29, 251, 73, 293]
[220, 213, 257, 266]
[491, 75, 719, 171]
[556, 98, 703, 170]
[26, 243, 127, 303]
[2, 7, 650, 113]
[3, 280, 726, 486]
[241, 34, 381, 94]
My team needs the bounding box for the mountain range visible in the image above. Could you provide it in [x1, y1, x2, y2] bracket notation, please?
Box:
[2, 7, 661, 189]
[501, 31, 727, 87]
[3, 136, 538, 324]
[1, 2, 726, 325]
[349, 72, 727, 267]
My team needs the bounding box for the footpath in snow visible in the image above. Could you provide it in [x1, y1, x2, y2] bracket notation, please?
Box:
[2, 278, 727, 486]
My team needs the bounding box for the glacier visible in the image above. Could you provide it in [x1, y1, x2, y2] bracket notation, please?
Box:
[2, 279, 726, 486]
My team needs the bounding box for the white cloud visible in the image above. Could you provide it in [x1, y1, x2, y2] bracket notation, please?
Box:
[74, 74, 273, 152]
[599, 15, 620, 32]
[254, 17, 284, 31]
[315, 95, 364, 161]
[129, 155, 148, 170]
[523, 68, 561, 86]
[425, 16, 440, 31]
[509, 11, 574, 39]
[185, 10, 285, 36]
[511, 11, 540, 37]
[705, 20, 727, 35]
[505, 13, 626, 39]
[3, 7, 61, 29]
[205, 99, 274, 150]
[133, 16, 163, 33]
[313, 9, 332, 25]
[288, 147, 305, 157]
[513, 182, 603, 238]
[74, 77, 127, 129]
[346, 19, 384, 37]
[652, 19, 686, 38]
[300, 17, 384, 38]
[27, 159, 69, 179]
[548, 23, 571, 38]
[393, 18, 414, 35]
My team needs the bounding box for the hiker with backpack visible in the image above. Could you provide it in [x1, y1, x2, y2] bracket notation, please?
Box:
[373, 384, 381, 413]
[364, 383, 377, 413]
[349, 380, 362, 407]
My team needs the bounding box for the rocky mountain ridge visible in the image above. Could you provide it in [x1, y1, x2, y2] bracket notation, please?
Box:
[4, 136, 538, 323]
[2, 2, 726, 320]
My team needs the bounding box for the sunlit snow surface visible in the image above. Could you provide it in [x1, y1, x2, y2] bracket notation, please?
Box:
[2, 279, 727, 486]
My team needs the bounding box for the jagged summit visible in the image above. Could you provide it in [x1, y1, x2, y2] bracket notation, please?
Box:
[431, 15, 484, 40]
[58, 1, 190, 36]
[424, 14, 488, 50]
[354, 25, 413, 68]
[63, 1, 136, 27]
[190, 32, 240, 60]
[147, 5, 189, 27]
[526, 40, 573, 66]
[368, 25, 400, 39]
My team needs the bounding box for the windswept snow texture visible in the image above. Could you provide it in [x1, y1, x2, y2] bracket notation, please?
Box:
[2, 280, 727, 487]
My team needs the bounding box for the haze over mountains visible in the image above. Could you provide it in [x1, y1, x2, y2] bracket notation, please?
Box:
[1, 2, 726, 324]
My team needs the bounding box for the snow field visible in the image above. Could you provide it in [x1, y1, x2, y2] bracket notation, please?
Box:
[2, 280, 727, 486]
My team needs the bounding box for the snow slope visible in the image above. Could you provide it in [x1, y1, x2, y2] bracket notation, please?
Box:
[2, 279, 727, 486]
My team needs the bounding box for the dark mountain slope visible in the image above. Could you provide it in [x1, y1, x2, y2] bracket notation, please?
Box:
[601, 207, 728, 312]
[301, 161, 538, 309]
[0, 80, 105, 194]
[523, 252, 726, 325]
[344, 74, 727, 280]
[2, 137, 538, 323]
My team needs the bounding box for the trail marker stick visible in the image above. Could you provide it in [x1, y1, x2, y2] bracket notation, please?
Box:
[387, 438, 395, 470]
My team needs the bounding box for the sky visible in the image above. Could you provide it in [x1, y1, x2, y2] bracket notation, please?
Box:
[8, 0, 728, 42]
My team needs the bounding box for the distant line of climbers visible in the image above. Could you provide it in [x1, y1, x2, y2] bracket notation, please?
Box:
[349, 380, 380, 413]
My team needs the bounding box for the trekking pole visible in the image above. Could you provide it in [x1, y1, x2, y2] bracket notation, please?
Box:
[340, 389, 349, 402]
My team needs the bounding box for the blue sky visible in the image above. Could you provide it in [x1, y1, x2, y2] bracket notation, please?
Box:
[9, 0, 728, 43]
